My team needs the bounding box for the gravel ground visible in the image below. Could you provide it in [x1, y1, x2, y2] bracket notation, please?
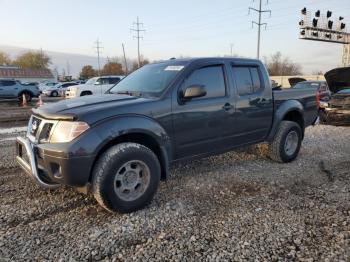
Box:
[0, 124, 349, 261]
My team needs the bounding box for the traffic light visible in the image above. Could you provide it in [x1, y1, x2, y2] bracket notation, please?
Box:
[337, 34, 343, 40]
[300, 30, 306, 36]
[327, 11, 332, 18]
[315, 10, 320, 17]
[339, 16, 344, 21]
[312, 31, 318, 37]
[340, 23, 346, 30]
[328, 20, 333, 29]
[325, 33, 331, 39]
[301, 7, 307, 15]
[299, 20, 304, 26]
[312, 18, 318, 27]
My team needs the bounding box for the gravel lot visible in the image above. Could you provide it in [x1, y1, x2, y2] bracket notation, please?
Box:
[0, 124, 349, 261]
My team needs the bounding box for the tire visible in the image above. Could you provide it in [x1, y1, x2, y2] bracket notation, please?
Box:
[268, 121, 302, 163]
[92, 143, 161, 213]
[51, 91, 58, 97]
[18, 92, 32, 102]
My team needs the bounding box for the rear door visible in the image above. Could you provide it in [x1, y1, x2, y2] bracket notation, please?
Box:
[172, 61, 235, 158]
[226, 64, 273, 144]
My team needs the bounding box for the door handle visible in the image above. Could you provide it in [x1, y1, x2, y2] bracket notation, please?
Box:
[222, 103, 233, 111]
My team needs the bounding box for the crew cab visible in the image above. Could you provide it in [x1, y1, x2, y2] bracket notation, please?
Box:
[65, 76, 124, 98]
[16, 58, 319, 213]
[0, 79, 40, 101]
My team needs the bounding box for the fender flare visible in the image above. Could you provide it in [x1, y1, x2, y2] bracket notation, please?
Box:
[267, 100, 304, 142]
[90, 115, 172, 179]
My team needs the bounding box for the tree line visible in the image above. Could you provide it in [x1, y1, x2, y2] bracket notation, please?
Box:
[0, 50, 51, 69]
[0, 49, 305, 78]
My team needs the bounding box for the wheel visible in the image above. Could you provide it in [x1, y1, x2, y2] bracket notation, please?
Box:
[268, 121, 302, 163]
[51, 91, 58, 97]
[18, 92, 32, 102]
[92, 143, 161, 213]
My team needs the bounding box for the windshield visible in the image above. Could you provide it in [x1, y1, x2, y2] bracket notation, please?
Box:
[109, 63, 185, 96]
[85, 77, 98, 85]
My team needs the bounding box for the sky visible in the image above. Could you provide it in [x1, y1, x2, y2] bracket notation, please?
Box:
[0, 0, 349, 74]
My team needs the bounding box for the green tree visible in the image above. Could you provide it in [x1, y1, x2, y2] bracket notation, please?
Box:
[101, 62, 124, 76]
[79, 65, 97, 79]
[0, 51, 11, 66]
[14, 51, 51, 69]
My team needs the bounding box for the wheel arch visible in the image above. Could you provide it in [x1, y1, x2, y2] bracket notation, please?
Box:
[268, 100, 305, 141]
[88, 116, 172, 183]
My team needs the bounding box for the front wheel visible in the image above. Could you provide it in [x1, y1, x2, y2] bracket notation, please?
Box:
[92, 143, 161, 213]
[51, 91, 58, 97]
[268, 121, 302, 163]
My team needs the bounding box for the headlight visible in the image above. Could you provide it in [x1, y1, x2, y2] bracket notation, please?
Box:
[50, 121, 89, 143]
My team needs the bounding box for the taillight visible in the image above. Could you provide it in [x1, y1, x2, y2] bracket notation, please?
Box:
[316, 91, 320, 109]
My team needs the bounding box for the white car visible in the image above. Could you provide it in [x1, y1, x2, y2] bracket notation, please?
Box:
[42, 82, 78, 97]
[65, 76, 124, 99]
[38, 81, 57, 91]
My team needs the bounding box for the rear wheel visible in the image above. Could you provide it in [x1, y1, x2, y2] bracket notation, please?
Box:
[92, 143, 161, 213]
[268, 121, 302, 163]
[51, 91, 58, 97]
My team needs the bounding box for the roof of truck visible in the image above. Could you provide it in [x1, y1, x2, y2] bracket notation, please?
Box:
[153, 57, 261, 64]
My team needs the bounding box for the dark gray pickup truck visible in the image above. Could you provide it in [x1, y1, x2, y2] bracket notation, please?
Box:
[16, 58, 319, 213]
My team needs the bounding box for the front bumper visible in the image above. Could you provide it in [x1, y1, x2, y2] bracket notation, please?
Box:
[16, 136, 95, 188]
[16, 136, 59, 188]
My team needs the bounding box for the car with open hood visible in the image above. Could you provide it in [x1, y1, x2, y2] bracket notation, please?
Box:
[320, 67, 350, 125]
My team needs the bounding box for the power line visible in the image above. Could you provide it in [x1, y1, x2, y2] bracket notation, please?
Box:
[94, 38, 103, 76]
[249, 0, 271, 59]
[131, 16, 146, 68]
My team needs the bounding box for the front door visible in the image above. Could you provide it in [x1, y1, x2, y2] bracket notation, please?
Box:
[172, 62, 234, 159]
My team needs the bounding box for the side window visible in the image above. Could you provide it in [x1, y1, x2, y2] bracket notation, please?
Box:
[109, 77, 120, 84]
[95, 78, 102, 85]
[1, 80, 16, 87]
[232, 67, 253, 96]
[250, 67, 262, 93]
[184, 65, 226, 99]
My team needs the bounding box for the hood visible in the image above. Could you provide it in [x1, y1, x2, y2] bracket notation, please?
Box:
[288, 77, 306, 87]
[324, 67, 350, 93]
[33, 94, 145, 120]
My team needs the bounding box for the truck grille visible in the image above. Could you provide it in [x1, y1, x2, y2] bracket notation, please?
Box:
[27, 115, 57, 143]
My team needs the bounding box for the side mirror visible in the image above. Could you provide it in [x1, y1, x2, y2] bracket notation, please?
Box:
[181, 85, 207, 100]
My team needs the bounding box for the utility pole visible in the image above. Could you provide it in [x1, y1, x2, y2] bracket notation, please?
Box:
[94, 38, 103, 76]
[230, 43, 234, 56]
[131, 17, 146, 68]
[122, 43, 128, 75]
[249, 0, 271, 59]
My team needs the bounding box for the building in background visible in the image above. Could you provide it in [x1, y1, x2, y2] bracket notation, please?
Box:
[0, 66, 56, 83]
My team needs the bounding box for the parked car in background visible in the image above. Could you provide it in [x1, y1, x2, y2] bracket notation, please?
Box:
[65, 76, 124, 98]
[38, 82, 57, 91]
[320, 67, 350, 125]
[291, 81, 332, 101]
[42, 82, 78, 97]
[16, 58, 319, 213]
[74, 80, 86, 85]
[0, 79, 40, 101]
